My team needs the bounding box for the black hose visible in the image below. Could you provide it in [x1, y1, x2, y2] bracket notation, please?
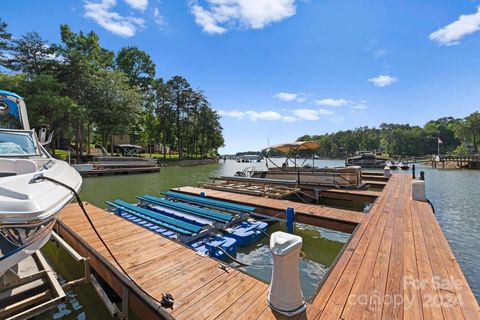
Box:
[426, 198, 436, 214]
[30, 175, 172, 311]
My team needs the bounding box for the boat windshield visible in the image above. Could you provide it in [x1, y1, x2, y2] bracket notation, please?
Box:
[0, 131, 38, 156]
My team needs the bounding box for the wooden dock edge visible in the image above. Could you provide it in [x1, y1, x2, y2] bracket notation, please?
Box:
[55, 220, 174, 320]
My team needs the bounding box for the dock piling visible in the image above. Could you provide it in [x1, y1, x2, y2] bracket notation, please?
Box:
[286, 207, 295, 233]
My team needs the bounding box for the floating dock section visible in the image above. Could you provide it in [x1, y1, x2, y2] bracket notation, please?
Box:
[55, 174, 480, 319]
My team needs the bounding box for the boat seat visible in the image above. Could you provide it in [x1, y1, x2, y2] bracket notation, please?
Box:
[0, 159, 38, 175]
[108, 200, 202, 234]
[138, 195, 233, 223]
[162, 191, 256, 213]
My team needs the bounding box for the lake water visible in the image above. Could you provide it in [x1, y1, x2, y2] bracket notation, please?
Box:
[36, 159, 480, 319]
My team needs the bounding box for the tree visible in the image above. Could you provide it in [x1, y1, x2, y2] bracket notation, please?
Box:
[167, 76, 192, 158]
[116, 46, 156, 90]
[23, 75, 80, 152]
[88, 70, 141, 154]
[0, 18, 12, 68]
[455, 111, 480, 152]
[56, 24, 115, 159]
[1, 23, 225, 159]
[6, 32, 58, 77]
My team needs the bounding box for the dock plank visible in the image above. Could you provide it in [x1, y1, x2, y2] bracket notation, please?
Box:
[55, 172, 479, 319]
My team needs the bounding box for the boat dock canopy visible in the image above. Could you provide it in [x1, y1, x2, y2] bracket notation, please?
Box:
[137, 195, 234, 223]
[263, 141, 320, 154]
[163, 191, 256, 213]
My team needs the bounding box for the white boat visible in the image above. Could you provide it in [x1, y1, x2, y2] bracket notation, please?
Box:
[0, 90, 82, 276]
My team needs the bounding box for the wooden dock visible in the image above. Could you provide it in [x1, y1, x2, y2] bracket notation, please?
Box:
[79, 166, 160, 176]
[319, 188, 380, 202]
[55, 174, 480, 319]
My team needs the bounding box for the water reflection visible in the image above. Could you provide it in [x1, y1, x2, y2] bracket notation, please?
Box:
[37, 159, 479, 319]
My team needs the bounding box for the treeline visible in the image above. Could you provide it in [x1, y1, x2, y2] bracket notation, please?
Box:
[297, 114, 480, 158]
[0, 18, 224, 160]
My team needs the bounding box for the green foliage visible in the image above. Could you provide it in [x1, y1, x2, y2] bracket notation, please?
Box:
[0, 18, 12, 67]
[298, 114, 479, 158]
[88, 70, 142, 146]
[454, 111, 480, 152]
[116, 46, 155, 90]
[0, 20, 224, 159]
[5, 32, 58, 77]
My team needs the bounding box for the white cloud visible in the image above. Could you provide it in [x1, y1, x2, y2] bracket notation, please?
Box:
[245, 111, 282, 121]
[429, 7, 480, 46]
[318, 108, 334, 115]
[315, 98, 352, 107]
[368, 74, 398, 87]
[153, 7, 165, 27]
[189, 3, 227, 34]
[188, 0, 297, 35]
[293, 108, 334, 120]
[293, 108, 320, 120]
[84, 0, 145, 37]
[282, 116, 298, 122]
[352, 104, 367, 110]
[275, 92, 297, 101]
[217, 110, 245, 119]
[124, 0, 148, 11]
[217, 107, 334, 122]
[217, 110, 282, 121]
[274, 92, 306, 103]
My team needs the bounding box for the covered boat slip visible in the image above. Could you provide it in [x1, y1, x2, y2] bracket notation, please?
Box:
[54, 173, 479, 319]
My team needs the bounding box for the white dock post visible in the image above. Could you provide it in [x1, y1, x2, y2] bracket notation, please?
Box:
[267, 231, 306, 316]
[412, 180, 426, 201]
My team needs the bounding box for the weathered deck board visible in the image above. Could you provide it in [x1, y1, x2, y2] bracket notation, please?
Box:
[308, 174, 480, 320]
[319, 188, 380, 202]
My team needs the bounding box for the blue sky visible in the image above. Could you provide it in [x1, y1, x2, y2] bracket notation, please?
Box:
[2, 0, 480, 154]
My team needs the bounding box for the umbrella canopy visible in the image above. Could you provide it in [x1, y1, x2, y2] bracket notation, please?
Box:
[263, 141, 320, 154]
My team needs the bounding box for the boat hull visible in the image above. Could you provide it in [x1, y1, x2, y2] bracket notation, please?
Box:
[0, 159, 82, 275]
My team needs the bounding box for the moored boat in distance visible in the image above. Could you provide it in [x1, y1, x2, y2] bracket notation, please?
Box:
[398, 161, 410, 170]
[386, 160, 398, 169]
[0, 90, 82, 276]
[345, 151, 388, 168]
